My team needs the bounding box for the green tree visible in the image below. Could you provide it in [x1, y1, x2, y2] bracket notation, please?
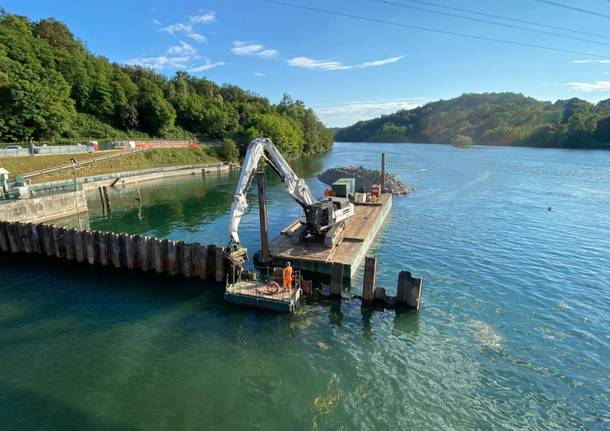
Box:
[0, 11, 332, 157]
[136, 79, 175, 135]
[451, 134, 473, 147]
[245, 113, 304, 157]
[0, 14, 75, 141]
[220, 138, 239, 162]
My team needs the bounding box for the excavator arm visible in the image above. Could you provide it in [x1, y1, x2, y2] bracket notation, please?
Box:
[228, 138, 316, 249]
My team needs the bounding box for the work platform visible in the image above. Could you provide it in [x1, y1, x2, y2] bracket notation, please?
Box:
[268, 193, 392, 279]
[224, 280, 301, 312]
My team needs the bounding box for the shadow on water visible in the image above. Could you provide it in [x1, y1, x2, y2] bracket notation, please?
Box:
[0, 253, 228, 348]
[0, 383, 138, 431]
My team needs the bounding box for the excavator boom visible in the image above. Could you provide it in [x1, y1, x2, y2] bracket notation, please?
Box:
[227, 138, 355, 265]
[228, 138, 316, 248]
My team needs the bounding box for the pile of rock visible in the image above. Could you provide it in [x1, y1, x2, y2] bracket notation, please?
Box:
[317, 166, 414, 195]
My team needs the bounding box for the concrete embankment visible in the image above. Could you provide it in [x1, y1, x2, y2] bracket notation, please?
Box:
[0, 220, 227, 282]
[0, 162, 236, 224]
[30, 162, 236, 195]
[0, 191, 87, 223]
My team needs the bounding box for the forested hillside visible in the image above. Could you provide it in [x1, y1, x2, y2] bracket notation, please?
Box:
[0, 10, 333, 157]
[336, 93, 610, 149]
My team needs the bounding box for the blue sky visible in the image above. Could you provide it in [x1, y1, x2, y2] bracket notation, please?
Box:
[4, 0, 610, 126]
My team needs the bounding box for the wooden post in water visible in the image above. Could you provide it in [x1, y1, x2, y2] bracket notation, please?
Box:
[396, 271, 423, 310]
[102, 186, 112, 214]
[154, 239, 164, 273]
[135, 236, 146, 271]
[74, 230, 84, 262]
[167, 240, 177, 276]
[0, 222, 9, 252]
[111, 233, 121, 268]
[43, 225, 55, 257]
[54, 227, 65, 259]
[7, 222, 16, 252]
[84, 230, 95, 264]
[98, 187, 105, 214]
[330, 262, 343, 297]
[18, 223, 31, 254]
[32, 224, 43, 255]
[215, 247, 224, 282]
[362, 256, 377, 304]
[257, 169, 270, 264]
[206, 245, 217, 280]
[125, 235, 135, 269]
[99, 232, 109, 266]
[380, 153, 385, 194]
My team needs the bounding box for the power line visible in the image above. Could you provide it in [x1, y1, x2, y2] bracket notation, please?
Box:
[532, 0, 610, 19]
[399, 0, 610, 41]
[366, 0, 610, 47]
[260, 0, 609, 59]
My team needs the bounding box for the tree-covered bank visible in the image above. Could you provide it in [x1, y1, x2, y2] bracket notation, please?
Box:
[0, 10, 333, 158]
[335, 93, 610, 149]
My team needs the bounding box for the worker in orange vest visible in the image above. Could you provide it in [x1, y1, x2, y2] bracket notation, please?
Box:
[283, 261, 293, 290]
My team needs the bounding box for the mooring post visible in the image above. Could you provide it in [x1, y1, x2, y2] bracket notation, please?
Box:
[257, 169, 270, 264]
[85, 230, 95, 264]
[330, 262, 343, 296]
[380, 152, 386, 194]
[0, 222, 9, 253]
[98, 187, 106, 216]
[396, 270, 423, 310]
[102, 186, 112, 214]
[362, 256, 377, 303]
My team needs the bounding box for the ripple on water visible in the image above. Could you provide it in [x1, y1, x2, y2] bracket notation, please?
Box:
[1, 143, 610, 430]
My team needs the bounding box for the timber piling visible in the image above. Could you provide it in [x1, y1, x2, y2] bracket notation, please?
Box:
[0, 220, 227, 282]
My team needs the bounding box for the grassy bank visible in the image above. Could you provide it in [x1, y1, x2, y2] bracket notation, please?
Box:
[0, 148, 221, 184]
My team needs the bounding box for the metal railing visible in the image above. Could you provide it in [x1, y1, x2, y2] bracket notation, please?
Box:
[0, 182, 82, 201]
[21, 149, 146, 180]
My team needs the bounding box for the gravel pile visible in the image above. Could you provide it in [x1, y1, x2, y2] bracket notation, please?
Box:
[317, 166, 414, 195]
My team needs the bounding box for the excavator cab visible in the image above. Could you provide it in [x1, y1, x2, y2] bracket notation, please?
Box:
[306, 197, 353, 235]
[307, 200, 334, 234]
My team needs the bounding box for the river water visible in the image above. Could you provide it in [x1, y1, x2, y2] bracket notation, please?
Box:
[1, 143, 609, 430]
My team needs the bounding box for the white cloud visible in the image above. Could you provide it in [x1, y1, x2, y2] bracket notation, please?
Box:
[188, 59, 226, 72]
[360, 56, 405, 67]
[125, 55, 191, 70]
[126, 10, 222, 72]
[190, 12, 216, 24]
[565, 81, 610, 92]
[167, 41, 196, 55]
[313, 98, 425, 127]
[572, 60, 610, 64]
[287, 57, 350, 71]
[158, 22, 193, 35]
[186, 32, 207, 43]
[254, 72, 267, 77]
[287, 55, 404, 71]
[152, 19, 162, 26]
[230, 41, 279, 59]
[157, 11, 215, 43]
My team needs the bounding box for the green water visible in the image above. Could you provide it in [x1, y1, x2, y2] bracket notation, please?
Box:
[1, 143, 609, 430]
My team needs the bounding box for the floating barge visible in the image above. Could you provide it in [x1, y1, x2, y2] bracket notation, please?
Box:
[224, 269, 303, 312]
[267, 193, 392, 279]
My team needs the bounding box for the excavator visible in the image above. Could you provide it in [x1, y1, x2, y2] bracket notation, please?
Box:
[227, 138, 354, 265]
